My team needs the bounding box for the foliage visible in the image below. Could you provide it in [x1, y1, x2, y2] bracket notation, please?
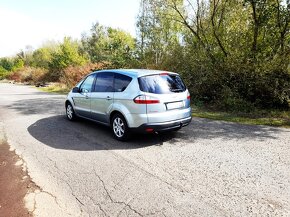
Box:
[136, 0, 184, 68]
[38, 83, 71, 94]
[81, 23, 136, 68]
[11, 59, 24, 71]
[136, 0, 290, 110]
[7, 67, 48, 84]
[0, 58, 14, 71]
[0, 66, 9, 79]
[60, 62, 111, 89]
[2, 1, 290, 112]
[81, 23, 107, 63]
[0, 57, 24, 79]
[191, 108, 290, 128]
[31, 42, 58, 69]
[105, 27, 136, 67]
[48, 37, 88, 81]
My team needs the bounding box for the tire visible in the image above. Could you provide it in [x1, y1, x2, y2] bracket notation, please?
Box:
[111, 114, 130, 141]
[66, 102, 77, 121]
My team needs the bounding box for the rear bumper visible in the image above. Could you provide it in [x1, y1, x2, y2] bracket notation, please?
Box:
[131, 116, 192, 133]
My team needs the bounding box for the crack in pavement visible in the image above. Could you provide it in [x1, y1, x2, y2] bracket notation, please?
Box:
[143, 209, 166, 217]
[87, 195, 108, 217]
[40, 152, 86, 217]
[93, 169, 144, 217]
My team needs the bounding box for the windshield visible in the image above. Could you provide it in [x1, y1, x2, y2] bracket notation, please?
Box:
[138, 74, 186, 94]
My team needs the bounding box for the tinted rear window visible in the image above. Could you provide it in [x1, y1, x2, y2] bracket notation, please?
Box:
[138, 74, 186, 94]
[114, 73, 132, 92]
[94, 72, 114, 92]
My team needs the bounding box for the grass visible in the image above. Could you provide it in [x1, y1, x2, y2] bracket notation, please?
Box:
[37, 83, 70, 95]
[192, 106, 290, 128]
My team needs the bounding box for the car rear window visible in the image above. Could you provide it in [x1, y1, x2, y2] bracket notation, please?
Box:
[114, 73, 132, 92]
[138, 74, 186, 94]
[94, 72, 114, 92]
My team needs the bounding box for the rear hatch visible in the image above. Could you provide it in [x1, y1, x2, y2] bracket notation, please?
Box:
[137, 73, 191, 123]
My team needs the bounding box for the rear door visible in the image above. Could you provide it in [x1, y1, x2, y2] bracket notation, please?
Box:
[73, 74, 96, 118]
[138, 73, 190, 123]
[90, 72, 114, 124]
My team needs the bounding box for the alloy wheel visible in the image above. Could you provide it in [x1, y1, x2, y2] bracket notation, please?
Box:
[66, 104, 73, 120]
[113, 117, 125, 138]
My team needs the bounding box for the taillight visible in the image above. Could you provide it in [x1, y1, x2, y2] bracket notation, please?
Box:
[134, 95, 160, 104]
[187, 92, 190, 100]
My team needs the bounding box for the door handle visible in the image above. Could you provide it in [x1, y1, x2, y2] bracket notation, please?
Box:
[106, 96, 112, 100]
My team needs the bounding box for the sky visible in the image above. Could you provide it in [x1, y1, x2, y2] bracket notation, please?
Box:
[0, 0, 141, 57]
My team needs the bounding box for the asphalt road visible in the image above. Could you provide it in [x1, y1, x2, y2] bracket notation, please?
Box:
[0, 83, 289, 217]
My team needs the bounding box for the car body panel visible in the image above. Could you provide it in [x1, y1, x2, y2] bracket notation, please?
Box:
[90, 92, 114, 124]
[72, 92, 91, 118]
[145, 91, 190, 123]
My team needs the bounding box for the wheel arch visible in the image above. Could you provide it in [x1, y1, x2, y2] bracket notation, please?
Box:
[65, 100, 70, 107]
[110, 110, 128, 126]
[65, 99, 74, 108]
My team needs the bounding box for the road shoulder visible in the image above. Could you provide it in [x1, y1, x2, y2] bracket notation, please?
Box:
[0, 123, 37, 217]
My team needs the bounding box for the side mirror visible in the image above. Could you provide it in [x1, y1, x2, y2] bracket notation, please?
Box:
[72, 87, 79, 93]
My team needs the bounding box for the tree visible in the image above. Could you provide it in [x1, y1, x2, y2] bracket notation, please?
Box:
[31, 41, 58, 69]
[81, 23, 136, 68]
[105, 27, 136, 67]
[0, 58, 14, 71]
[136, 0, 184, 68]
[135, 0, 290, 109]
[49, 37, 88, 81]
[81, 22, 107, 63]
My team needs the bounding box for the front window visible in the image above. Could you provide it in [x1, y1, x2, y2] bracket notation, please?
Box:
[80, 74, 95, 92]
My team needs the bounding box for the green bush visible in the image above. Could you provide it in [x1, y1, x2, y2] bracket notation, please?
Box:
[0, 66, 9, 80]
[48, 37, 88, 81]
[218, 87, 255, 112]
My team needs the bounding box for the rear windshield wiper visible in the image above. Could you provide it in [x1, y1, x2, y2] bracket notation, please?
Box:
[170, 88, 183, 92]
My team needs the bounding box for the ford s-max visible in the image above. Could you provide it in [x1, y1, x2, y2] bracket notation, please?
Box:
[65, 69, 192, 141]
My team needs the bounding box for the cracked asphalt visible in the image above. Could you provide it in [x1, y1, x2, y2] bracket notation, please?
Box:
[0, 83, 289, 217]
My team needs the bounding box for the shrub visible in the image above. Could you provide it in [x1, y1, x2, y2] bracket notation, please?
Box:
[48, 37, 88, 81]
[218, 87, 256, 112]
[60, 62, 111, 88]
[7, 67, 49, 84]
[0, 66, 10, 80]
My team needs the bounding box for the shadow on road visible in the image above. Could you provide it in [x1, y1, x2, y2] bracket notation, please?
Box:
[176, 118, 280, 142]
[6, 97, 64, 115]
[27, 115, 175, 151]
[27, 115, 281, 151]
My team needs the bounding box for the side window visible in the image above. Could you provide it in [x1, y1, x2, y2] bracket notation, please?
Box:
[114, 73, 132, 92]
[94, 72, 114, 92]
[80, 74, 95, 92]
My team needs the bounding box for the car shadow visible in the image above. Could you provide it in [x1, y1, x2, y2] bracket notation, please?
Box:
[27, 115, 176, 151]
[27, 115, 283, 151]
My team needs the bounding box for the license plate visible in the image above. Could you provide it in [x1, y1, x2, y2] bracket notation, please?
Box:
[166, 101, 184, 110]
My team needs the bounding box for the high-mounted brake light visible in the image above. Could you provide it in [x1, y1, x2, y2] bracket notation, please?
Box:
[134, 95, 160, 104]
[160, 72, 168, 75]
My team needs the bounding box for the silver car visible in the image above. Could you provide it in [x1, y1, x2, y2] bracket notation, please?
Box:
[65, 69, 192, 141]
